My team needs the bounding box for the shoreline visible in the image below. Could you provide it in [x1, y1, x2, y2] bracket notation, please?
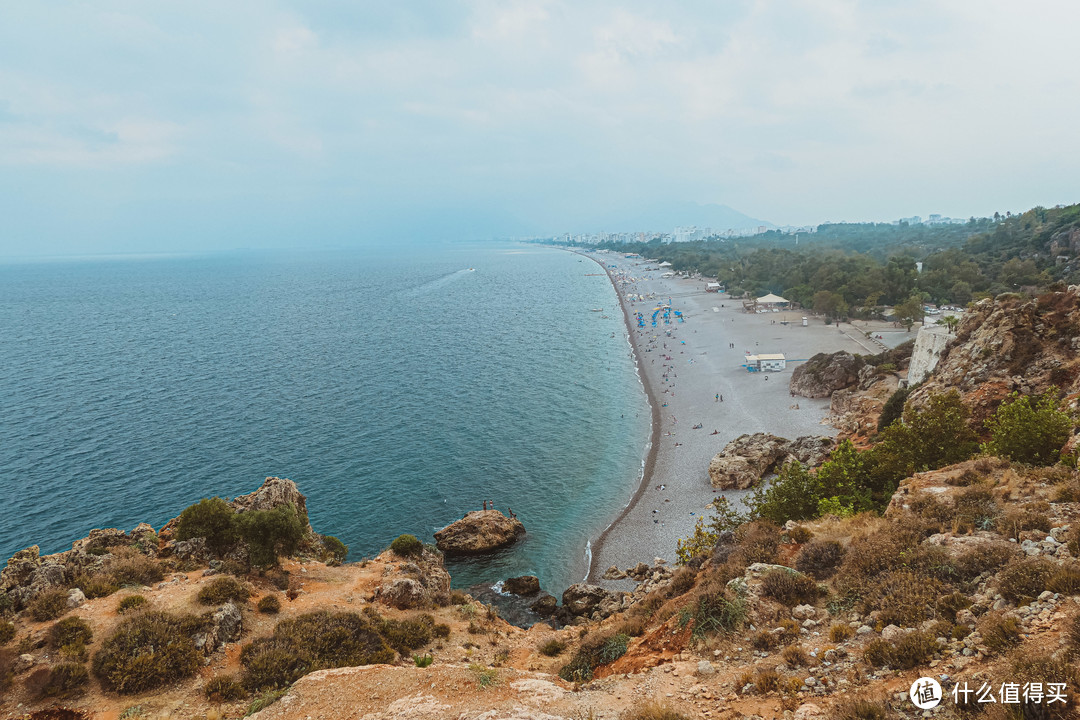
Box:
[572, 249, 662, 583]
[574, 248, 900, 590]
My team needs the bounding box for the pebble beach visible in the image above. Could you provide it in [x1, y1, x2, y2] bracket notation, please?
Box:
[582, 250, 907, 590]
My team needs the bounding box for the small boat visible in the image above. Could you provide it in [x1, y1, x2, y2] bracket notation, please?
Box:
[591, 308, 603, 312]
[467, 268, 475, 272]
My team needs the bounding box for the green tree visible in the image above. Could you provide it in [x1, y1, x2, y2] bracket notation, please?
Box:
[175, 497, 238, 555]
[904, 389, 978, 469]
[894, 295, 924, 331]
[983, 390, 1073, 465]
[744, 462, 821, 524]
[235, 504, 306, 568]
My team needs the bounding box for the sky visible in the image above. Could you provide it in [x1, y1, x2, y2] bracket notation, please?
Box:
[1, 0, 1078, 255]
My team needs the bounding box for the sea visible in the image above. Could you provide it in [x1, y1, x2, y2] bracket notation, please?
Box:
[0, 243, 651, 598]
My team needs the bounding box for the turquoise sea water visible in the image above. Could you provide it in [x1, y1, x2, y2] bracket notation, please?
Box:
[0, 244, 649, 594]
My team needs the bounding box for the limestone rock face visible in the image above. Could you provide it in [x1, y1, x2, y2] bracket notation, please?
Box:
[708, 433, 834, 489]
[231, 476, 314, 534]
[790, 351, 862, 398]
[559, 583, 627, 621]
[376, 578, 426, 609]
[503, 576, 540, 596]
[433, 510, 525, 555]
[194, 602, 244, 654]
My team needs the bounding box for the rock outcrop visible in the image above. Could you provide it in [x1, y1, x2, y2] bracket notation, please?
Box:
[231, 476, 315, 535]
[789, 351, 863, 398]
[558, 583, 628, 622]
[708, 433, 834, 489]
[433, 510, 525, 555]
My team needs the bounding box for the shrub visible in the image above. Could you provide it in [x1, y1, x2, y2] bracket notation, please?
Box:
[751, 630, 779, 650]
[956, 543, 1018, 580]
[984, 389, 1073, 466]
[794, 539, 845, 579]
[676, 517, 721, 565]
[235, 504, 306, 568]
[175, 497, 238, 554]
[106, 548, 165, 588]
[558, 632, 630, 682]
[935, 592, 972, 621]
[864, 631, 939, 669]
[257, 595, 281, 614]
[197, 576, 250, 606]
[788, 525, 813, 544]
[760, 570, 819, 607]
[829, 623, 855, 642]
[413, 653, 433, 667]
[321, 535, 348, 564]
[998, 558, 1055, 603]
[733, 520, 780, 565]
[1065, 613, 1080, 657]
[744, 462, 821, 524]
[750, 668, 780, 694]
[878, 385, 912, 431]
[952, 486, 999, 532]
[0, 620, 14, 645]
[370, 611, 439, 656]
[781, 644, 809, 667]
[117, 595, 148, 614]
[240, 611, 394, 691]
[834, 696, 892, 720]
[247, 688, 288, 715]
[539, 639, 566, 657]
[389, 534, 424, 558]
[667, 567, 697, 597]
[862, 570, 945, 628]
[204, 674, 245, 701]
[1048, 563, 1080, 595]
[977, 611, 1022, 654]
[1069, 525, 1080, 557]
[996, 508, 1053, 539]
[470, 663, 499, 688]
[30, 662, 90, 698]
[72, 573, 120, 600]
[28, 588, 70, 622]
[49, 617, 92, 649]
[621, 703, 692, 720]
[92, 611, 204, 694]
[681, 583, 746, 639]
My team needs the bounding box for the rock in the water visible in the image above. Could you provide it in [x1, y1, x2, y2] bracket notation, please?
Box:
[503, 575, 540, 596]
[529, 593, 558, 617]
[790, 351, 862, 398]
[433, 510, 525, 555]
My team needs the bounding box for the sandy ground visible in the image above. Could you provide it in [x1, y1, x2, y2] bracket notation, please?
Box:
[582, 250, 916, 590]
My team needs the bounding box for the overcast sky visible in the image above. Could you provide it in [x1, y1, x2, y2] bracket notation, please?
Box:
[2, 1, 1078, 255]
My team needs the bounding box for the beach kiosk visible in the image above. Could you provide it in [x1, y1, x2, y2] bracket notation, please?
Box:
[706, 282, 722, 293]
[745, 353, 787, 372]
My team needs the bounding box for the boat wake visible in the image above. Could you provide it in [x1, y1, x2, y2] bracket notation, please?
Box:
[404, 268, 475, 297]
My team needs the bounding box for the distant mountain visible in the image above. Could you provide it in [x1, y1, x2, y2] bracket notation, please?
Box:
[588, 201, 773, 234]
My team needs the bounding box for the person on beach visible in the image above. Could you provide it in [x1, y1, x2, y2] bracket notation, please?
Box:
[715, 393, 719, 402]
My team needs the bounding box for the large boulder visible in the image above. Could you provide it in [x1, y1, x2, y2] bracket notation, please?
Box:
[503, 575, 541, 596]
[708, 433, 790, 489]
[433, 510, 525, 555]
[790, 351, 863, 398]
[231, 477, 314, 534]
[375, 578, 427, 609]
[560, 583, 627, 620]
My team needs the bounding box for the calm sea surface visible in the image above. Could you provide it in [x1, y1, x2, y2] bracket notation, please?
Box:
[0, 244, 649, 593]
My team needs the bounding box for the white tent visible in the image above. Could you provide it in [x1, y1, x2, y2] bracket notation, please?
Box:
[756, 293, 788, 304]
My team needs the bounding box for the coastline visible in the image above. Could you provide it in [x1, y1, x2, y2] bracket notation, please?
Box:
[573, 249, 662, 582]
[575, 248, 891, 590]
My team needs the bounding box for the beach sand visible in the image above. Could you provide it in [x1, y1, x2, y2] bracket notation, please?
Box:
[582, 250, 914, 590]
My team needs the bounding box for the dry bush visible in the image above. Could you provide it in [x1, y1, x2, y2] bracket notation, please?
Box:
[781, 644, 810, 667]
[197, 576, 250, 606]
[1049, 562, 1080, 595]
[105, 547, 165, 587]
[952, 486, 999, 533]
[25, 662, 90, 699]
[760, 570, 820, 607]
[0, 620, 14, 645]
[204, 674, 246, 701]
[751, 668, 780, 694]
[956, 542, 1019, 580]
[830, 623, 855, 642]
[751, 629, 779, 650]
[538, 638, 566, 657]
[908, 495, 955, 532]
[257, 595, 281, 614]
[860, 570, 946, 628]
[1005, 648, 1080, 719]
[117, 595, 147, 614]
[620, 703, 692, 720]
[48, 617, 92, 649]
[997, 558, 1056, 603]
[1065, 612, 1080, 658]
[27, 589, 70, 622]
[616, 616, 647, 637]
[977, 611, 1022, 654]
[733, 520, 780, 565]
[935, 591, 972, 621]
[71, 573, 119, 600]
[996, 506, 1053, 539]
[794, 539, 845, 579]
[1068, 524, 1080, 556]
[92, 611, 207, 694]
[863, 631, 939, 670]
[788, 526, 814, 544]
[667, 566, 697, 597]
[833, 696, 894, 720]
[558, 631, 630, 682]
